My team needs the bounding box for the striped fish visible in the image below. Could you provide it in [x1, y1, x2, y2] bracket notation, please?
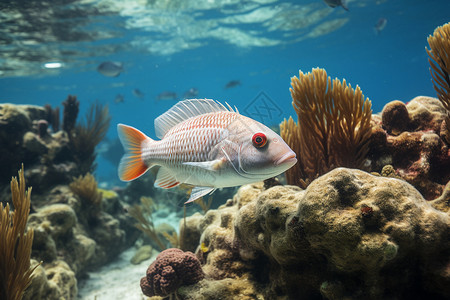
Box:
[118, 99, 297, 203]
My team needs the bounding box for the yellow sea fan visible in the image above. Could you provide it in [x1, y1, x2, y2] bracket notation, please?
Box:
[0, 165, 39, 300]
[281, 68, 372, 187]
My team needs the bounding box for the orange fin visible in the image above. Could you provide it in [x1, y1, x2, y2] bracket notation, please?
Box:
[117, 124, 152, 181]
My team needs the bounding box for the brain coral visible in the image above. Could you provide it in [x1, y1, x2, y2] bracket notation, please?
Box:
[140, 248, 204, 297]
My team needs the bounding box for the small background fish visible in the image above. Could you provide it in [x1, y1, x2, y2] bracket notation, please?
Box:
[323, 0, 348, 11]
[374, 18, 387, 35]
[97, 61, 124, 77]
[225, 80, 241, 89]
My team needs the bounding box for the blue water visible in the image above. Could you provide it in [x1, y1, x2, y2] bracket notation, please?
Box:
[1, 0, 449, 185]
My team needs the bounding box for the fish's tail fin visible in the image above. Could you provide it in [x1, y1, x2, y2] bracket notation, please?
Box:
[117, 123, 153, 181]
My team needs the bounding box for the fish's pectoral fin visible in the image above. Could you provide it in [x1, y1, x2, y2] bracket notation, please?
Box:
[154, 167, 180, 189]
[183, 158, 227, 171]
[185, 186, 216, 204]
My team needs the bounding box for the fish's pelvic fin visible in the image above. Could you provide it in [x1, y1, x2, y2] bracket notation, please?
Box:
[183, 158, 226, 171]
[117, 123, 152, 181]
[185, 186, 216, 204]
[154, 167, 180, 189]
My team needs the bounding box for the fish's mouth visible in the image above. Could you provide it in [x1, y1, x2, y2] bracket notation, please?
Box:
[275, 152, 297, 166]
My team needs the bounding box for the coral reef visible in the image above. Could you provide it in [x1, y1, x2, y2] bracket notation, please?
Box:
[140, 248, 204, 298]
[426, 22, 450, 144]
[68, 102, 111, 174]
[24, 184, 138, 299]
[281, 67, 372, 188]
[0, 166, 37, 300]
[370, 96, 450, 199]
[0, 98, 140, 299]
[178, 168, 450, 299]
[61, 95, 79, 134]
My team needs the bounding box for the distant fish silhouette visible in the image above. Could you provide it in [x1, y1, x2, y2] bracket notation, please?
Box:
[225, 80, 241, 89]
[114, 94, 124, 103]
[97, 61, 123, 77]
[183, 88, 199, 99]
[374, 18, 387, 35]
[323, 0, 348, 11]
[157, 91, 177, 101]
[132, 89, 145, 99]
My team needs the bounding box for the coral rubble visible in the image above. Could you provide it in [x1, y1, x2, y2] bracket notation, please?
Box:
[178, 168, 450, 299]
[370, 96, 450, 199]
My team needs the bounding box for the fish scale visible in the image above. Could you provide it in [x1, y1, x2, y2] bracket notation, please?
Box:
[117, 99, 296, 203]
[147, 111, 237, 164]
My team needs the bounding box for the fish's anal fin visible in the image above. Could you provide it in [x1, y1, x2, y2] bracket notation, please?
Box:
[185, 186, 216, 204]
[183, 158, 226, 171]
[154, 167, 180, 189]
[117, 124, 152, 181]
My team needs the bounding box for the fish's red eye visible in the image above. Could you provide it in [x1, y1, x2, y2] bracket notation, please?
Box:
[252, 132, 267, 148]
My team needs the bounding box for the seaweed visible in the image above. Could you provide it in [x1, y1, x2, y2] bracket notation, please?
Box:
[69, 102, 111, 175]
[62, 95, 79, 133]
[0, 165, 39, 300]
[69, 173, 102, 208]
[162, 231, 180, 249]
[194, 196, 213, 214]
[44, 104, 60, 132]
[128, 196, 167, 251]
[281, 68, 372, 188]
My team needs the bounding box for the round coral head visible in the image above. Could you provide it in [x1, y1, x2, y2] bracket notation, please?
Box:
[140, 248, 204, 297]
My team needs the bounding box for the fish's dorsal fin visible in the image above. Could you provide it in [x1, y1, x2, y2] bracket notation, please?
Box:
[154, 99, 237, 139]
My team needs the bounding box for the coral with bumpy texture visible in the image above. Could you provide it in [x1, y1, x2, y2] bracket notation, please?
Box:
[185, 168, 450, 299]
[140, 248, 204, 297]
[370, 96, 450, 199]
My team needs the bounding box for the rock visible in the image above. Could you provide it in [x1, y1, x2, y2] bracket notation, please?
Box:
[180, 212, 203, 252]
[370, 96, 450, 200]
[130, 245, 153, 265]
[23, 260, 77, 300]
[29, 204, 77, 241]
[381, 100, 410, 135]
[407, 96, 447, 132]
[187, 168, 450, 299]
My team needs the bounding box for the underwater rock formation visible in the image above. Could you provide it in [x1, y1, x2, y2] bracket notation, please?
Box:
[24, 184, 139, 300]
[370, 96, 450, 199]
[179, 168, 450, 299]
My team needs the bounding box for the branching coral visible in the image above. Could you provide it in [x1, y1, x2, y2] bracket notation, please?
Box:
[0, 165, 38, 300]
[426, 22, 450, 143]
[128, 196, 167, 251]
[281, 68, 372, 187]
[69, 102, 111, 175]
